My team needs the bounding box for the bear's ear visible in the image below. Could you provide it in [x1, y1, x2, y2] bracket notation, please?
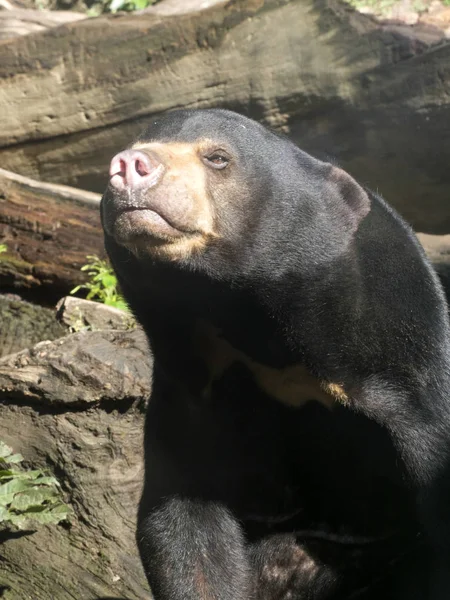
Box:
[324, 165, 371, 232]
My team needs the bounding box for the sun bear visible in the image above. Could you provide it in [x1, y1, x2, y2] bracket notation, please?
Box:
[100, 109, 450, 600]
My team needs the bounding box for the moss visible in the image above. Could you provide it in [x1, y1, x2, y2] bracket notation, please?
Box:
[0, 254, 34, 272]
[0, 296, 66, 358]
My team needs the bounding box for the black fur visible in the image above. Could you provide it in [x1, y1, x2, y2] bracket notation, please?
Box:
[101, 109, 450, 599]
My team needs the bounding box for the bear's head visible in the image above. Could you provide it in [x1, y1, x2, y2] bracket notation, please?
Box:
[101, 109, 369, 280]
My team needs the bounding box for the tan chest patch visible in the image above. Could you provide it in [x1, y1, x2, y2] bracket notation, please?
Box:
[193, 321, 348, 409]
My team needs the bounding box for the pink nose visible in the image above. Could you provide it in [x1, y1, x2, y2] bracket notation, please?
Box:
[109, 149, 163, 190]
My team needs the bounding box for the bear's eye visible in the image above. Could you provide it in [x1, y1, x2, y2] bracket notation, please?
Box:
[203, 152, 230, 170]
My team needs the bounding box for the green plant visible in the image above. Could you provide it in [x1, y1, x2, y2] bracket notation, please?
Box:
[108, 0, 155, 11]
[0, 441, 71, 530]
[412, 0, 426, 12]
[71, 255, 129, 311]
[87, 0, 157, 15]
[0, 244, 7, 254]
[343, 0, 396, 16]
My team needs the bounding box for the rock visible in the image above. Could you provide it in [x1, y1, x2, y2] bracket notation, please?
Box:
[0, 328, 152, 406]
[56, 296, 136, 332]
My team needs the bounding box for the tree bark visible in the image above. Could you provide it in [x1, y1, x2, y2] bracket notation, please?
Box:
[0, 168, 103, 303]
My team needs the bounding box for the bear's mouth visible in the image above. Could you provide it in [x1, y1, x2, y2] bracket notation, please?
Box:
[115, 206, 185, 240]
[111, 204, 201, 246]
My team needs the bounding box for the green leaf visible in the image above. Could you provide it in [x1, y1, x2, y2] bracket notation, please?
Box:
[33, 476, 60, 486]
[23, 508, 68, 525]
[7, 453, 24, 464]
[109, 0, 125, 10]
[0, 439, 71, 531]
[0, 477, 30, 496]
[0, 479, 29, 507]
[51, 503, 71, 515]
[9, 514, 29, 529]
[87, 5, 102, 15]
[0, 441, 13, 459]
[70, 255, 129, 313]
[100, 273, 117, 288]
[17, 470, 46, 481]
[10, 488, 56, 511]
[0, 469, 15, 479]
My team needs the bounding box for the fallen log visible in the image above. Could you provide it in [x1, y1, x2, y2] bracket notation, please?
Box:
[0, 167, 103, 303]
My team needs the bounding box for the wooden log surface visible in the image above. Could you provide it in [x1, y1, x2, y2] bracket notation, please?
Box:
[0, 167, 103, 303]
